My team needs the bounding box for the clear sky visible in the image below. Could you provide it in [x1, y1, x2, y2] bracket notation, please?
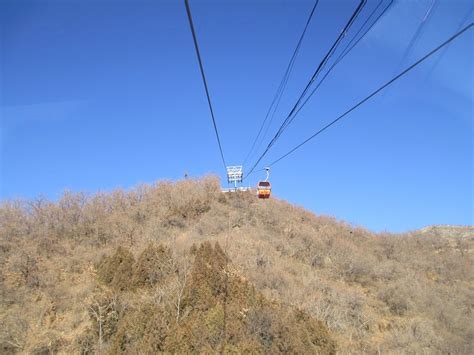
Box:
[1, 0, 472, 232]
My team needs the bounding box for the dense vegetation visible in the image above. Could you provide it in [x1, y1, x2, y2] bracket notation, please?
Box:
[0, 177, 472, 353]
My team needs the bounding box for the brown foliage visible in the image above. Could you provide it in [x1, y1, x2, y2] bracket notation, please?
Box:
[0, 176, 472, 354]
[106, 242, 336, 354]
[131, 244, 173, 288]
[97, 247, 135, 291]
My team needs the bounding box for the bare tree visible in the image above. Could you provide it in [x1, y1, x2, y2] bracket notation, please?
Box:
[88, 295, 118, 351]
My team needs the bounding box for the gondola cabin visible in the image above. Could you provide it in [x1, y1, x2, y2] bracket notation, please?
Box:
[257, 181, 271, 199]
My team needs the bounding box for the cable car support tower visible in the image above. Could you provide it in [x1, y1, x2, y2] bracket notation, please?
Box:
[222, 166, 251, 192]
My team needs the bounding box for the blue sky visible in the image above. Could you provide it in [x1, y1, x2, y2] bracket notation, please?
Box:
[1, 0, 472, 232]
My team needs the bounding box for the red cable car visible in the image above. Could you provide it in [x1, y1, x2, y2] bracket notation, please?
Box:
[257, 181, 271, 199]
[257, 168, 271, 199]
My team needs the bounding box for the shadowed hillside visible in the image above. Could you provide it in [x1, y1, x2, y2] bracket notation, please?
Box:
[0, 177, 472, 353]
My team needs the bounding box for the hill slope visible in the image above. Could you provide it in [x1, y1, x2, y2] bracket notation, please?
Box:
[0, 177, 472, 353]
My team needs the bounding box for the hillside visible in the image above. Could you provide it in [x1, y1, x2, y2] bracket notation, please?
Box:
[0, 177, 472, 354]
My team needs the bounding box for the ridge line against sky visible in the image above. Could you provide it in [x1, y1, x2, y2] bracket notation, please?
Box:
[1, 0, 472, 232]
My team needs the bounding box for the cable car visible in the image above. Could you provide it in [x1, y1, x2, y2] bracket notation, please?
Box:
[257, 181, 271, 199]
[257, 167, 271, 199]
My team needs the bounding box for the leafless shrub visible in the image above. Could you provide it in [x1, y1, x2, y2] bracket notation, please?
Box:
[9, 251, 40, 288]
[0, 313, 28, 353]
[247, 306, 274, 348]
[87, 292, 123, 351]
[0, 201, 31, 241]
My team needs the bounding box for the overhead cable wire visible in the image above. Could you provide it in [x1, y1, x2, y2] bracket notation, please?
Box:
[337, 0, 388, 60]
[247, 0, 367, 176]
[242, 0, 321, 166]
[266, 23, 473, 167]
[184, 0, 227, 169]
[268, 0, 367, 146]
[244, 1, 392, 183]
[279, 0, 394, 135]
